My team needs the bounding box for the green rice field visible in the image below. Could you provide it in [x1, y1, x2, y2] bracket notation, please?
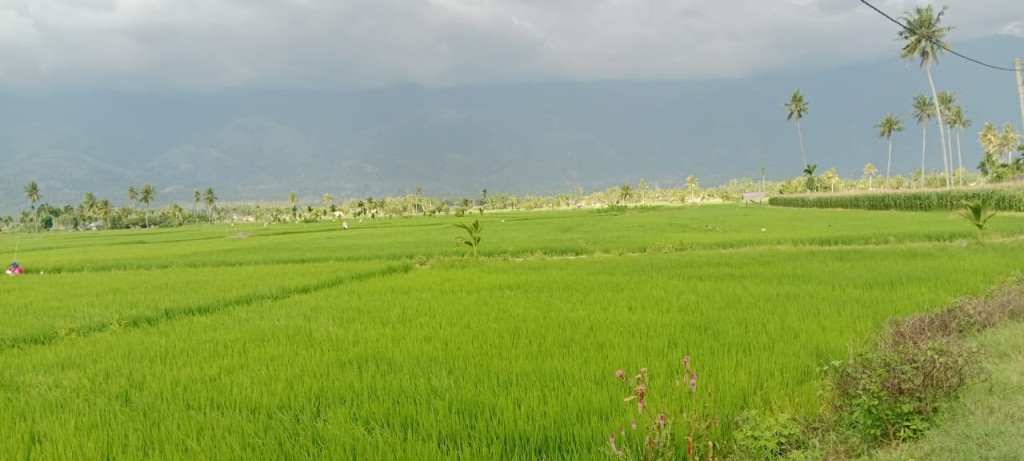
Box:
[1, 205, 1023, 458]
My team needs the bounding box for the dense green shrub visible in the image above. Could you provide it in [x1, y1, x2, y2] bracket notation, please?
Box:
[769, 187, 1024, 212]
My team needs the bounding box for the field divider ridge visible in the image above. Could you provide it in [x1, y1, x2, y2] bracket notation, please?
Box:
[0, 262, 413, 353]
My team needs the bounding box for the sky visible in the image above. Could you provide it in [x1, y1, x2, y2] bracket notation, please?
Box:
[2, 0, 1023, 92]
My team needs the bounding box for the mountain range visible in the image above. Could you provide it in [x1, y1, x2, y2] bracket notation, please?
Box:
[1, 35, 1022, 214]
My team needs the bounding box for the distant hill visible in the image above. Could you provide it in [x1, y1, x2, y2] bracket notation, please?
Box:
[1, 35, 1021, 214]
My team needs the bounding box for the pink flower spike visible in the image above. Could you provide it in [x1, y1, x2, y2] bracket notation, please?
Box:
[631, 420, 637, 430]
[689, 373, 697, 391]
[637, 396, 644, 414]
[616, 369, 625, 380]
[683, 355, 691, 372]
[620, 426, 626, 436]
[634, 374, 643, 383]
[658, 413, 666, 428]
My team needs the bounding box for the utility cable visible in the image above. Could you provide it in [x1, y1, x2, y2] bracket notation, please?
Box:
[859, 0, 1017, 72]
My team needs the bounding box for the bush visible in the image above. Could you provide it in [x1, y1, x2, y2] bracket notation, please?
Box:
[733, 411, 806, 459]
[822, 305, 989, 445]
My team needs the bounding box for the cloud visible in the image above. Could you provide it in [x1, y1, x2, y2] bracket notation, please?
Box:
[0, 0, 1020, 91]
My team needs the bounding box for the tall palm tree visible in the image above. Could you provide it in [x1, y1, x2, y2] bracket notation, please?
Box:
[79, 192, 98, 226]
[617, 183, 633, 204]
[936, 91, 956, 186]
[900, 4, 953, 189]
[193, 189, 201, 214]
[911, 94, 935, 188]
[823, 167, 839, 193]
[803, 164, 818, 193]
[289, 191, 298, 219]
[864, 163, 878, 190]
[168, 203, 184, 226]
[97, 199, 113, 230]
[322, 193, 333, 210]
[127, 185, 138, 213]
[978, 122, 999, 156]
[203, 187, 217, 221]
[365, 197, 377, 218]
[999, 123, 1021, 164]
[139, 184, 155, 228]
[876, 113, 905, 189]
[947, 106, 971, 186]
[785, 89, 810, 169]
[23, 181, 41, 232]
[686, 175, 698, 203]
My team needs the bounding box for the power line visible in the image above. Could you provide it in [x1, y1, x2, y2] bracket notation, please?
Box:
[859, 0, 1017, 72]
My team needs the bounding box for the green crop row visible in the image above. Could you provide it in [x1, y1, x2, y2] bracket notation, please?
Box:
[768, 187, 1024, 212]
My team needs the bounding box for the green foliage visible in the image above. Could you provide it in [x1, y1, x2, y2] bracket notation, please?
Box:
[823, 306, 988, 445]
[733, 411, 806, 460]
[769, 187, 1024, 212]
[960, 197, 996, 231]
[454, 219, 482, 256]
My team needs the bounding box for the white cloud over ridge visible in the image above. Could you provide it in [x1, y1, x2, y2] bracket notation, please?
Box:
[1, 0, 1021, 91]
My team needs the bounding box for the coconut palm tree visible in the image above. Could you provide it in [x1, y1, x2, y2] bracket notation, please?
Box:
[823, 168, 839, 193]
[864, 163, 878, 190]
[127, 185, 138, 213]
[911, 94, 935, 188]
[999, 123, 1021, 164]
[168, 203, 185, 226]
[937, 91, 957, 186]
[322, 193, 333, 210]
[79, 192, 98, 226]
[288, 191, 298, 219]
[900, 4, 953, 189]
[23, 181, 41, 232]
[97, 199, 113, 230]
[947, 106, 971, 185]
[203, 187, 217, 221]
[803, 164, 818, 193]
[139, 183, 155, 228]
[876, 113, 905, 189]
[617, 183, 633, 204]
[193, 189, 201, 214]
[785, 89, 810, 169]
[686, 175, 698, 203]
[978, 122, 998, 157]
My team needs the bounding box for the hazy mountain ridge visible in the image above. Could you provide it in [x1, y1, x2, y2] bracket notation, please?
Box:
[1, 35, 1021, 214]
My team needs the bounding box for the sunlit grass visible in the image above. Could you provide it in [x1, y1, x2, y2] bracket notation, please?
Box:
[0, 205, 1023, 458]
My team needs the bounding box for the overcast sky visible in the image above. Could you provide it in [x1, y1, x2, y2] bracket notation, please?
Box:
[1, 0, 1022, 92]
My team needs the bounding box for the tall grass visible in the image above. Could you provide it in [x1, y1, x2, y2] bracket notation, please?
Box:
[768, 186, 1024, 212]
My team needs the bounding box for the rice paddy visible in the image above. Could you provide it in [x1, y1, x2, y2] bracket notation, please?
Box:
[1, 205, 1023, 458]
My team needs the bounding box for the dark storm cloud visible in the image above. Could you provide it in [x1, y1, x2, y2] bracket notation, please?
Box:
[0, 0, 1020, 91]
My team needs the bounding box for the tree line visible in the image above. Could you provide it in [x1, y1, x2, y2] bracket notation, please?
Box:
[785, 4, 1024, 194]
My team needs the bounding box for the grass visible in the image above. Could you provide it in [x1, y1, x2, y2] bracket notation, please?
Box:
[0, 204, 1023, 458]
